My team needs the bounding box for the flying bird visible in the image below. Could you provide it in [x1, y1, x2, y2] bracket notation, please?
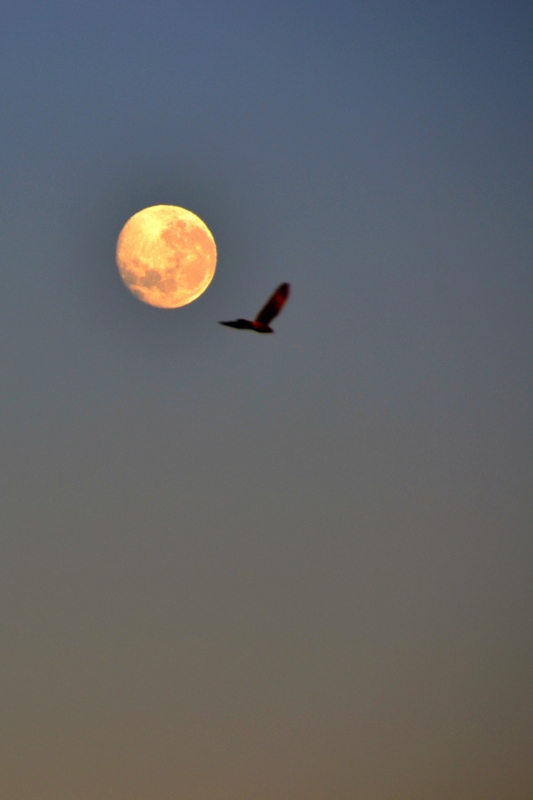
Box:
[219, 282, 290, 333]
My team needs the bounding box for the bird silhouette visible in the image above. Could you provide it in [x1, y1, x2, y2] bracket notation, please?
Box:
[219, 283, 290, 333]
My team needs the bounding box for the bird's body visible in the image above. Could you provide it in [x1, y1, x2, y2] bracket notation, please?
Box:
[219, 283, 290, 333]
[219, 319, 274, 333]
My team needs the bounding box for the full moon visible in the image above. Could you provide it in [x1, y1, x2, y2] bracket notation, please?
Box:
[116, 205, 217, 308]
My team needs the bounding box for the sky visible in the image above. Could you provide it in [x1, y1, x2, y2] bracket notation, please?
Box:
[0, 1, 532, 798]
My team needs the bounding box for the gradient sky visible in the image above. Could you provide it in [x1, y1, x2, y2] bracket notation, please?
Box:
[1, 2, 532, 798]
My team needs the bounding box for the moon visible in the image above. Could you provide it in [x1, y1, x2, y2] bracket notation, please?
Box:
[116, 205, 217, 308]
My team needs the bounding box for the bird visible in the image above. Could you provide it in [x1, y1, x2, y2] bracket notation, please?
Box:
[219, 282, 290, 333]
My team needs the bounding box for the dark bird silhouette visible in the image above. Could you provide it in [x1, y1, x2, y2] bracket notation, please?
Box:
[219, 283, 290, 333]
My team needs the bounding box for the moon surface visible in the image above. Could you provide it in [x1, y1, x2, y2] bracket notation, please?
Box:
[116, 205, 217, 308]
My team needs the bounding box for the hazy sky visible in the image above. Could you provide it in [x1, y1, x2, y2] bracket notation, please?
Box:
[1, 2, 532, 798]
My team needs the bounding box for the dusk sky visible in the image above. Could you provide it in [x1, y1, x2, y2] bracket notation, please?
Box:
[1, 2, 532, 798]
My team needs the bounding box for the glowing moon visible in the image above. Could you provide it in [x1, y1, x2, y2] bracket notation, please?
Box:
[116, 205, 217, 308]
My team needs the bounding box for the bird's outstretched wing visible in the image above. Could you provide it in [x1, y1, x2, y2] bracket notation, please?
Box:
[255, 283, 290, 325]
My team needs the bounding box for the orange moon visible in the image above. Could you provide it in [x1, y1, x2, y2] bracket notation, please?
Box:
[116, 205, 217, 308]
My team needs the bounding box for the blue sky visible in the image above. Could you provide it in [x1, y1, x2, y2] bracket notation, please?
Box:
[1, 2, 532, 798]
